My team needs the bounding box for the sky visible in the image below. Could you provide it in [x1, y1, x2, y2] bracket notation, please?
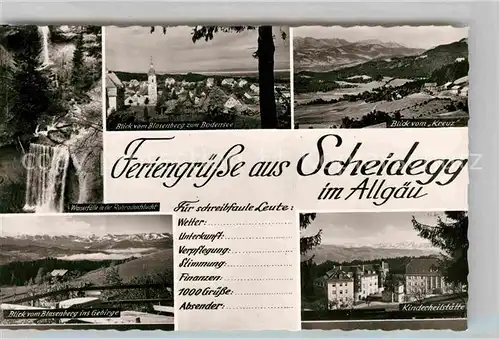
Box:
[1, 214, 172, 237]
[106, 25, 290, 74]
[293, 25, 468, 49]
[301, 212, 445, 246]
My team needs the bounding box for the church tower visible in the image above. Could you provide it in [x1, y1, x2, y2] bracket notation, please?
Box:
[147, 57, 157, 105]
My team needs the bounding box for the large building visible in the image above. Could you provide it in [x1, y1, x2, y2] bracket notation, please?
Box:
[316, 261, 389, 308]
[404, 257, 453, 299]
[147, 57, 158, 105]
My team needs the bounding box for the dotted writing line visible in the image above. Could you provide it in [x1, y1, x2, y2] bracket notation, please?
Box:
[224, 278, 293, 281]
[231, 250, 294, 254]
[204, 222, 292, 226]
[225, 236, 293, 240]
[225, 307, 295, 310]
[226, 264, 292, 268]
[234, 292, 293, 296]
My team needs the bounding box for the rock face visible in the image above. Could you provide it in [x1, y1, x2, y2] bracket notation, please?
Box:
[65, 82, 103, 205]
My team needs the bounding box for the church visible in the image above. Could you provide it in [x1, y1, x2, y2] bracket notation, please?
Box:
[147, 57, 157, 105]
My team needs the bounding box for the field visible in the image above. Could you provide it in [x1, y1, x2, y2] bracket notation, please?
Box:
[295, 77, 468, 129]
[77, 249, 173, 285]
[295, 77, 411, 105]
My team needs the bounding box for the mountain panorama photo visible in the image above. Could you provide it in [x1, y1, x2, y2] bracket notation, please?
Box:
[300, 211, 468, 328]
[293, 25, 469, 129]
[0, 214, 174, 328]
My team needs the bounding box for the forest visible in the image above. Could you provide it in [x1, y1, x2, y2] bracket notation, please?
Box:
[0, 257, 130, 287]
[0, 25, 103, 213]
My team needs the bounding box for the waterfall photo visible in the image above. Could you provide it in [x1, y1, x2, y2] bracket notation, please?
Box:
[105, 25, 291, 131]
[0, 214, 174, 329]
[300, 211, 467, 330]
[0, 26, 104, 213]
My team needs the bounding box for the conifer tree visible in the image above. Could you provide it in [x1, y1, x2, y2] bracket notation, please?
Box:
[71, 31, 85, 95]
[7, 26, 51, 143]
[412, 211, 468, 286]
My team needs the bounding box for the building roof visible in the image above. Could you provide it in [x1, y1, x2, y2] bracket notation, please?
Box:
[405, 258, 441, 275]
[453, 75, 468, 85]
[323, 268, 353, 282]
[106, 72, 123, 89]
[424, 82, 437, 87]
[50, 269, 68, 277]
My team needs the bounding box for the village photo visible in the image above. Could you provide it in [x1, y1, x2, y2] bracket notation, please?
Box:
[105, 25, 291, 130]
[300, 211, 468, 329]
[293, 25, 469, 128]
[0, 214, 174, 329]
[0, 26, 103, 214]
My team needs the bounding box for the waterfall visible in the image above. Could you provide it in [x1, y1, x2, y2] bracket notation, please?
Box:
[38, 26, 51, 66]
[24, 144, 70, 213]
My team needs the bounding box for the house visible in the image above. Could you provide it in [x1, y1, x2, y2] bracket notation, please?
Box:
[442, 81, 453, 90]
[450, 85, 461, 95]
[128, 79, 140, 88]
[455, 57, 466, 63]
[124, 95, 135, 106]
[404, 258, 453, 300]
[238, 79, 248, 87]
[459, 85, 469, 97]
[423, 82, 437, 93]
[165, 77, 176, 87]
[250, 84, 259, 93]
[224, 96, 242, 110]
[106, 71, 125, 116]
[50, 269, 69, 283]
[206, 78, 215, 88]
[319, 270, 355, 309]
[317, 261, 389, 306]
[382, 283, 405, 303]
[221, 78, 235, 86]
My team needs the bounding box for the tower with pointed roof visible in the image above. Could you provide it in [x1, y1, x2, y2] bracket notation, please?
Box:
[147, 57, 157, 105]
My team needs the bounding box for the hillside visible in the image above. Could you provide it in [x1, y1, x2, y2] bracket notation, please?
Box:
[294, 37, 424, 72]
[306, 244, 440, 264]
[297, 38, 468, 80]
[0, 233, 173, 264]
[78, 249, 174, 285]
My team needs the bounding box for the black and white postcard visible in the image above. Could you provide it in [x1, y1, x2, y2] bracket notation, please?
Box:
[300, 211, 467, 330]
[0, 214, 174, 330]
[293, 26, 469, 129]
[105, 26, 291, 131]
[0, 26, 103, 214]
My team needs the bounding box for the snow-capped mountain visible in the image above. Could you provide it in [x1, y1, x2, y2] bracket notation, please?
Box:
[340, 241, 440, 251]
[0, 233, 173, 251]
[293, 36, 424, 72]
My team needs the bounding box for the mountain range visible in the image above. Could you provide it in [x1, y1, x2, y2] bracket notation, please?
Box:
[306, 243, 441, 264]
[0, 233, 173, 264]
[294, 37, 425, 72]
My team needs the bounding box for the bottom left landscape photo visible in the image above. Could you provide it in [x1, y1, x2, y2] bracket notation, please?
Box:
[0, 213, 174, 330]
